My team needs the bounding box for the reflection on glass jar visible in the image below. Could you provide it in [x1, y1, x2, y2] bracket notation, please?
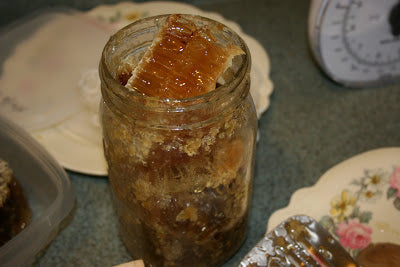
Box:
[99, 14, 257, 267]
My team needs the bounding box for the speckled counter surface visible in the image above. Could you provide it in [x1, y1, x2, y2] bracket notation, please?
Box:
[1, 0, 400, 266]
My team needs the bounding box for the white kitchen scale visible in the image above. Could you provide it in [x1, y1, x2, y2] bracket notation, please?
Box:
[308, 0, 400, 87]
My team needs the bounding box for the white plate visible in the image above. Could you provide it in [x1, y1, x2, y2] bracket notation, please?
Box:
[3, 2, 273, 176]
[267, 147, 400, 258]
[42, 2, 273, 176]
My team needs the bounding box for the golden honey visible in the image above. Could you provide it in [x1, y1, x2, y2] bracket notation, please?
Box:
[100, 14, 256, 266]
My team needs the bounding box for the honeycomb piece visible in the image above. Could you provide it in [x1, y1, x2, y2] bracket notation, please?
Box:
[0, 158, 31, 246]
[125, 14, 243, 99]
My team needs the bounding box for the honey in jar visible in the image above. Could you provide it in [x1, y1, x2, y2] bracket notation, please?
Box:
[100, 14, 257, 267]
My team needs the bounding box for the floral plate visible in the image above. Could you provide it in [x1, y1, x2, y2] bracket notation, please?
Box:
[267, 147, 400, 258]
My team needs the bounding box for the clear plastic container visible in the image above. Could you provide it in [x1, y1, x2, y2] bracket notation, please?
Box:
[0, 114, 75, 267]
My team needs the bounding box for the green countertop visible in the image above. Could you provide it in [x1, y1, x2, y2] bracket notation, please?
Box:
[1, 0, 399, 266]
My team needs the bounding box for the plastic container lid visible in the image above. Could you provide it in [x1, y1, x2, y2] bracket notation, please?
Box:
[0, 9, 112, 176]
[0, 114, 75, 266]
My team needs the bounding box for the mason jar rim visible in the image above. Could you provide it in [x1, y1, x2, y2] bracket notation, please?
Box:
[99, 13, 251, 113]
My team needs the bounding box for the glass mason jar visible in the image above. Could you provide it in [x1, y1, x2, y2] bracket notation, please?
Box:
[99, 14, 257, 267]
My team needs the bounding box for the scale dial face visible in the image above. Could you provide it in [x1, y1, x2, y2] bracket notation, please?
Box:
[311, 0, 400, 87]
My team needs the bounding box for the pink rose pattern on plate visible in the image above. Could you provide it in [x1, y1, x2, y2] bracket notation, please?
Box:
[337, 218, 372, 250]
[319, 166, 400, 258]
[388, 166, 400, 199]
